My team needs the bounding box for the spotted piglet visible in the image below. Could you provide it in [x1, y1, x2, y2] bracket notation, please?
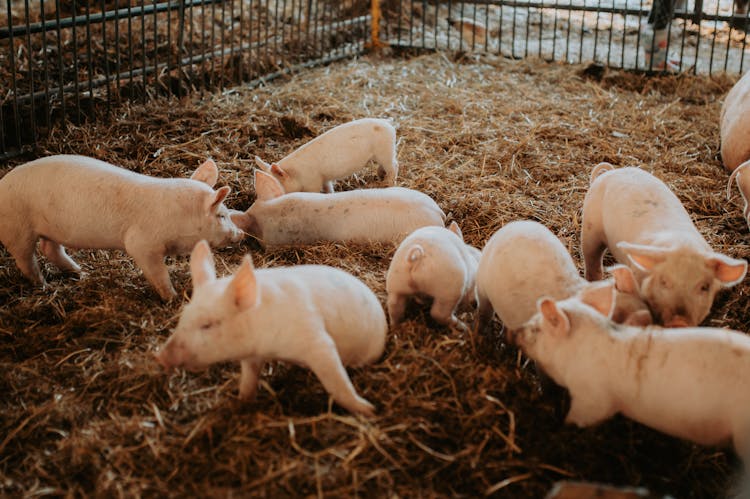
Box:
[230, 170, 445, 247]
[386, 222, 481, 331]
[582, 165, 746, 327]
[726, 159, 750, 231]
[155, 241, 387, 416]
[721, 69, 750, 171]
[512, 294, 750, 461]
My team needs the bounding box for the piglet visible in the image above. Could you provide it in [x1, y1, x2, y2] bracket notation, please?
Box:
[0, 155, 243, 300]
[155, 241, 386, 416]
[721, 69, 750, 171]
[386, 222, 480, 331]
[512, 294, 750, 461]
[474, 220, 650, 335]
[582, 165, 746, 327]
[230, 170, 445, 247]
[254, 118, 398, 193]
[726, 159, 750, 231]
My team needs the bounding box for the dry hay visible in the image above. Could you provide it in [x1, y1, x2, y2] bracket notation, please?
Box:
[0, 52, 748, 497]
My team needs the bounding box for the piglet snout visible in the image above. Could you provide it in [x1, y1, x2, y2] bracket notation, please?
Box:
[154, 349, 174, 370]
[154, 341, 187, 370]
[506, 327, 521, 345]
[229, 226, 245, 243]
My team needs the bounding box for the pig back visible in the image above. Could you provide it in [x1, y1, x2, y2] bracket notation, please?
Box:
[477, 221, 583, 330]
[0, 155, 209, 249]
[400, 227, 477, 296]
[721, 71, 750, 171]
[614, 327, 750, 445]
[256, 265, 387, 365]
[257, 187, 445, 246]
[281, 118, 395, 179]
[593, 167, 706, 256]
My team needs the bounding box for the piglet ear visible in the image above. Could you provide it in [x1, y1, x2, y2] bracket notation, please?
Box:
[230, 210, 261, 239]
[579, 281, 615, 318]
[206, 186, 231, 214]
[624, 310, 653, 327]
[707, 253, 747, 286]
[190, 240, 216, 287]
[254, 156, 272, 173]
[229, 256, 258, 310]
[448, 221, 464, 240]
[537, 297, 570, 336]
[609, 264, 639, 295]
[254, 169, 285, 201]
[616, 242, 668, 273]
[191, 159, 219, 187]
[270, 163, 289, 179]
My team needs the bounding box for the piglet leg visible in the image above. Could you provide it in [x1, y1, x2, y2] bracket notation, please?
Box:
[430, 297, 467, 331]
[582, 226, 607, 282]
[125, 232, 176, 300]
[40, 238, 82, 273]
[387, 293, 408, 325]
[5, 232, 45, 286]
[306, 333, 375, 416]
[238, 358, 265, 401]
[565, 393, 615, 427]
[474, 288, 494, 335]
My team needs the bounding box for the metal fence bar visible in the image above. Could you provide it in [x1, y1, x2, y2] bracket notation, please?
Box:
[167, 0, 173, 95]
[139, 0, 146, 102]
[7, 15, 371, 107]
[2, 0, 748, 159]
[114, 0, 122, 100]
[40, 0, 51, 133]
[100, 0, 112, 115]
[6, 0, 22, 149]
[177, 0, 185, 96]
[742, 14, 749, 72]
[23, 0, 37, 148]
[55, 0, 67, 121]
[564, 0, 572, 61]
[0, 0, 222, 39]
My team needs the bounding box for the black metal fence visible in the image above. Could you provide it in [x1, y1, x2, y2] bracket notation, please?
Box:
[380, 0, 749, 73]
[0, 0, 371, 158]
[1, 0, 749, 159]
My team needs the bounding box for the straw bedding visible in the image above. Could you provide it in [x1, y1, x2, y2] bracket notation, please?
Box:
[0, 52, 747, 497]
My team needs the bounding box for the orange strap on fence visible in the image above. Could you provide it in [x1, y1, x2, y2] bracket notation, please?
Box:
[370, 0, 386, 49]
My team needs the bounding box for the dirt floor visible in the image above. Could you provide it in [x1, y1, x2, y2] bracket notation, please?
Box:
[1, 52, 748, 497]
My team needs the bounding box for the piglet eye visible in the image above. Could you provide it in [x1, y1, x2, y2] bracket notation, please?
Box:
[200, 321, 215, 330]
[700, 283, 710, 293]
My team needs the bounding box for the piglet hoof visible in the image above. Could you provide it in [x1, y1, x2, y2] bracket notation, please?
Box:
[238, 380, 259, 402]
[238, 388, 258, 403]
[156, 287, 178, 302]
[453, 319, 469, 333]
[350, 397, 376, 417]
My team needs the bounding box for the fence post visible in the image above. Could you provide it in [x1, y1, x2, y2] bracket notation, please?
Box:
[370, 0, 385, 49]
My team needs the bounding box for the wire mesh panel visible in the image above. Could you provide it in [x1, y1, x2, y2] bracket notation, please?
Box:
[380, 0, 749, 74]
[0, 0, 371, 158]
